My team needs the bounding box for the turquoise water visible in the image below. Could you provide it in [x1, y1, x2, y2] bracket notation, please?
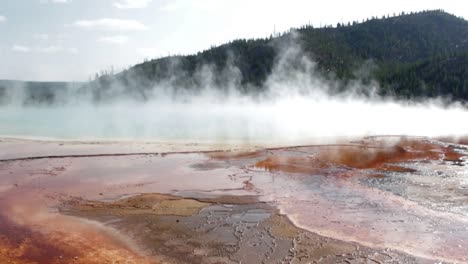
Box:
[2, 97, 468, 142]
[0, 104, 277, 141]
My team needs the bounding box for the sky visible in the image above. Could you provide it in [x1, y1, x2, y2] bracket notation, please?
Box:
[0, 0, 467, 82]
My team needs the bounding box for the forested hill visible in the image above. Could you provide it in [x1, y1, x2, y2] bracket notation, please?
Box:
[88, 10, 468, 102]
[2, 10, 468, 105]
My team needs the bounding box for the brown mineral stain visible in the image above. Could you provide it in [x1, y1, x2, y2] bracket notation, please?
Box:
[196, 195, 260, 205]
[266, 214, 301, 239]
[0, 213, 155, 264]
[62, 194, 211, 217]
[208, 150, 264, 160]
[0, 215, 78, 264]
[0, 191, 156, 264]
[381, 165, 417, 173]
[255, 138, 464, 174]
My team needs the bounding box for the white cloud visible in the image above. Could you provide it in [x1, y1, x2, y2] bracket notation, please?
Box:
[12, 45, 77, 54]
[114, 0, 152, 9]
[97, 35, 129, 44]
[73, 18, 148, 31]
[12, 45, 31, 53]
[34, 33, 68, 42]
[37, 45, 63, 53]
[0, 15, 6, 22]
[37, 46, 78, 54]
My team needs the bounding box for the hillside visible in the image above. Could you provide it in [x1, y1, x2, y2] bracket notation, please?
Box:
[378, 52, 468, 100]
[2, 10, 468, 104]
[88, 10, 468, 102]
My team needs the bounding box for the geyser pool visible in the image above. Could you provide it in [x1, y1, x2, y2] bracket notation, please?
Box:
[1, 95, 468, 142]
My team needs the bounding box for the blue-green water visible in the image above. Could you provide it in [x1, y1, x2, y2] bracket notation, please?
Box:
[2, 98, 468, 142]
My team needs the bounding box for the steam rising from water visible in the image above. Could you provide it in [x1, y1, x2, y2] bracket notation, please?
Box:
[2, 96, 468, 143]
[1, 43, 468, 143]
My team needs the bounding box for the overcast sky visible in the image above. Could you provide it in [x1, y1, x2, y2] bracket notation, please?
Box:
[1, 0, 467, 81]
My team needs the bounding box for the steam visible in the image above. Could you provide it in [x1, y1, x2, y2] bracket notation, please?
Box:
[1, 38, 468, 144]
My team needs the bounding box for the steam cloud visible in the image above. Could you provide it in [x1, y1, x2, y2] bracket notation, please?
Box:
[1, 38, 468, 144]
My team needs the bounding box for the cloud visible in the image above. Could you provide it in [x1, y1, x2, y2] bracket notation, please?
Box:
[12, 45, 31, 53]
[97, 35, 129, 44]
[73, 18, 148, 31]
[37, 46, 78, 54]
[34, 33, 68, 42]
[114, 0, 152, 9]
[12, 45, 77, 54]
[0, 15, 6, 22]
[37, 45, 63, 53]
